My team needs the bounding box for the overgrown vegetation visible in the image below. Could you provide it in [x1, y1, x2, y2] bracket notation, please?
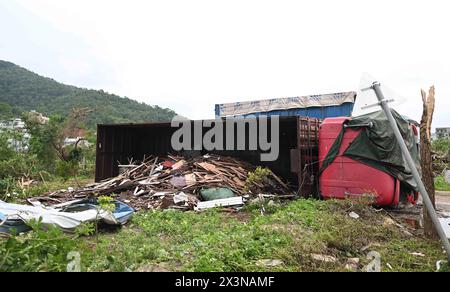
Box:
[0, 111, 96, 201]
[0, 131, 39, 198]
[245, 167, 280, 194]
[0, 60, 176, 129]
[0, 102, 20, 120]
[1, 199, 446, 272]
[432, 138, 450, 155]
[0, 219, 93, 272]
[432, 138, 450, 191]
[0, 58, 177, 199]
[245, 167, 271, 192]
[435, 175, 450, 191]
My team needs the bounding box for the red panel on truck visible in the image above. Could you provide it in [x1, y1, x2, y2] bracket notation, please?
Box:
[319, 117, 400, 206]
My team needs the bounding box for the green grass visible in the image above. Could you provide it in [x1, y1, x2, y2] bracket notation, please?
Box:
[0, 199, 447, 272]
[432, 138, 450, 155]
[1, 177, 93, 203]
[435, 175, 450, 191]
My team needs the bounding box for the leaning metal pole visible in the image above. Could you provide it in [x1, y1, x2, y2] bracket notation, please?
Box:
[371, 82, 450, 263]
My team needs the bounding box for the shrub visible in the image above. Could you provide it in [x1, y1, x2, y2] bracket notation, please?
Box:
[432, 138, 450, 155]
[435, 175, 450, 191]
[0, 220, 82, 272]
[55, 160, 78, 181]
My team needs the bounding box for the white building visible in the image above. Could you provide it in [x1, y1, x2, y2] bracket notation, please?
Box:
[0, 118, 30, 152]
[0, 111, 50, 152]
[436, 127, 450, 139]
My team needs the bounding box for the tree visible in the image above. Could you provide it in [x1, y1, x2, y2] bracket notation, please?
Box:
[51, 107, 92, 162]
[0, 131, 15, 160]
[24, 108, 92, 177]
[420, 86, 437, 238]
[0, 102, 13, 120]
[0, 60, 177, 130]
[0, 130, 39, 196]
[24, 114, 61, 171]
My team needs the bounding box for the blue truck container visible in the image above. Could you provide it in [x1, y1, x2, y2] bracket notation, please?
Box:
[215, 91, 356, 119]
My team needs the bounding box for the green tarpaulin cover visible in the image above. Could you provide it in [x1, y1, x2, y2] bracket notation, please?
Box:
[319, 110, 420, 191]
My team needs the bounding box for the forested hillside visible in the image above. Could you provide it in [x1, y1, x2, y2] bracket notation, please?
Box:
[0, 60, 176, 128]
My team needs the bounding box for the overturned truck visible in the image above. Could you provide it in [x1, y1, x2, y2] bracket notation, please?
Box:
[96, 91, 358, 200]
[95, 89, 419, 207]
[95, 116, 321, 198]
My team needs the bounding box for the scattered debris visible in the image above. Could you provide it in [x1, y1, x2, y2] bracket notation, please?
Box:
[348, 211, 360, 219]
[24, 155, 293, 212]
[432, 152, 449, 176]
[382, 217, 396, 227]
[195, 197, 245, 211]
[409, 252, 426, 257]
[0, 198, 134, 234]
[311, 254, 338, 263]
[19, 179, 35, 188]
[360, 242, 381, 252]
[386, 263, 393, 270]
[257, 259, 284, 267]
[400, 218, 422, 230]
[381, 209, 415, 236]
[345, 258, 360, 271]
[200, 187, 235, 201]
[173, 192, 189, 204]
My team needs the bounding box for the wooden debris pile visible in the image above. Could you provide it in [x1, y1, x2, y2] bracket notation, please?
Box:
[30, 155, 293, 211]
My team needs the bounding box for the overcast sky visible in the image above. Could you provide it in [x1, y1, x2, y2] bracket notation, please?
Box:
[1, 0, 449, 128]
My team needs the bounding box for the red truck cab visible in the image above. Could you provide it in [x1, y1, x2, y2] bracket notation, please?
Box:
[319, 117, 419, 207]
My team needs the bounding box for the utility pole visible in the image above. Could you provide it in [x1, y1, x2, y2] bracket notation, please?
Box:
[370, 82, 450, 263]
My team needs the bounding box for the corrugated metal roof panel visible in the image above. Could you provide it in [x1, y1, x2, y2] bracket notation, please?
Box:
[215, 91, 357, 117]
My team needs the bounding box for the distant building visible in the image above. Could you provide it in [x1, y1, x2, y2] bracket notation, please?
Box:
[0, 117, 33, 152]
[7, 136, 29, 152]
[436, 127, 450, 139]
[0, 119, 29, 152]
[0, 118, 25, 130]
[12, 118, 25, 129]
[0, 111, 51, 152]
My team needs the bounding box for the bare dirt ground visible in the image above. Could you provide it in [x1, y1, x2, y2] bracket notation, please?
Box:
[384, 191, 450, 236]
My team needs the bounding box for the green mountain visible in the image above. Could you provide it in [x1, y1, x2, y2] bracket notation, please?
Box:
[0, 60, 177, 128]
